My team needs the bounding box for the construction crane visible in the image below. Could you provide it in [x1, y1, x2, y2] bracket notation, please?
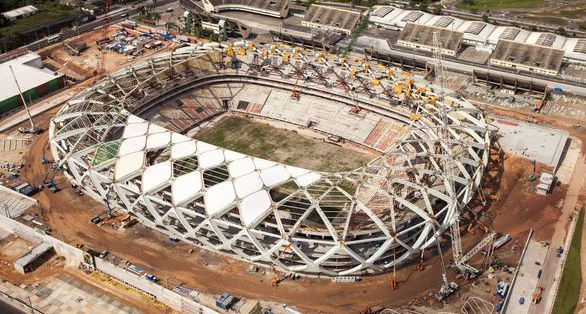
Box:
[9, 65, 39, 134]
[431, 32, 497, 291]
[96, 0, 113, 77]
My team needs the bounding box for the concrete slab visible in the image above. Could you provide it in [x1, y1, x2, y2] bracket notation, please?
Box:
[506, 239, 548, 314]
[493, 118, 568, 168]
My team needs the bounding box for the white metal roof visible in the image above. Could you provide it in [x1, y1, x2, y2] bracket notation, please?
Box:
[123, 122, 149, 138]
[142, 161, 172, 193]
[0, 53, 62, 102]
[204, 181, 236, 216]
[199, 149, 225, 169]
[228, 157, 256, 178]
[115, 151, 144, 181]
[119, 136, 146, 155]
[171, 140, 197, 160]
[146, 132, 171, 150]
[2, 5, 38, 19]
[523, 32, 566, 50]
[172, 171, 203, 205]
[260, 165, 290, 187]
[239, 190, 272, 226]
[233, 171, 264, 198]
[368, 5, 586, 63]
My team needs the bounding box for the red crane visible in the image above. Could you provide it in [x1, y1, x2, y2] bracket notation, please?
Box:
[97, 0, 112, 76]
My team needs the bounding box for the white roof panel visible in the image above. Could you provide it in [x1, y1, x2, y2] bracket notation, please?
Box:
[0, 53, 62, 102]
[172, 171, 203, 205]
[115, 151, 144, 181]
[296, 172, 321, 187]
[148, 123, 167, 134]
[233, 171, 264, 198]
[286, 165, 310, 177]
[228, 157, 256, 178]
[253, 158, 276, 170]
[171, 140, 197, 160]
[128, 115, 145, 124]
[224, 150, 246, 162]
[197, 141, 216, 153]
[142, 161, 172, 193]
[123, 122, 149, 138]
[239, 190, 272, 226]
[172, 133, 192, 143]
[146, 132, 171, 150]
[204, 181, 236, 216]
[199, 149, 225, 169]
[260, 165, 290, 187]
[118, 136, 146, 156]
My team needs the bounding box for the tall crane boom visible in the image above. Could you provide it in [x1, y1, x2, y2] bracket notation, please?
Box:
[97, 0, 113, 77]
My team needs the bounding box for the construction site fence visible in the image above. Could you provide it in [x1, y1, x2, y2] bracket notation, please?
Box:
[0, 214, 219, 314]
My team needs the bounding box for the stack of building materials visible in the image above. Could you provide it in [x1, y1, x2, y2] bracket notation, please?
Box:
[536, 171, 555, 195]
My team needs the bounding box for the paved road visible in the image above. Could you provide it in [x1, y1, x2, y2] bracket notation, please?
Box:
[0, 90, 77, 133]
[23, 0, 177, 52]
[528, 154, 586, 314]
[0, 301, 23, 314]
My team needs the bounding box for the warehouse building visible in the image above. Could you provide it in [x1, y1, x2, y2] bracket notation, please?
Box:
[200, 0, 291, 18]
[397, 23, 463, 56]
[14, 243, 54, 275]
[369, 5, 586, 66]
[301, 4, 363, 35]
[489, 40, 565, 76]
[1, 5, 38, 22]
[0, 53, 65, 115]
[563, 38, 586, 64]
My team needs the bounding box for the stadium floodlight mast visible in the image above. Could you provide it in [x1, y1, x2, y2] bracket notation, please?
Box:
[9, 65, 36, 133]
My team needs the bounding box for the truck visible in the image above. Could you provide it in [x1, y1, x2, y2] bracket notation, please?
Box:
[496, 281, 508, 298]
[216, 292, 234, 310]
[144, 273, 158, 282]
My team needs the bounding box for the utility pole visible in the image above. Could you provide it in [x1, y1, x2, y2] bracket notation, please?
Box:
[9, 65, 36, 132]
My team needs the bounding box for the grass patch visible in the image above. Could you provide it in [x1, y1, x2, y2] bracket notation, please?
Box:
[523, 16, 568, 26]
[558, 8, 586, 19]
[455, 0, 547, 10]
[91, 140, 120, 166]
[196, 116, 372, 172]
[578, 21, 586, 31]
[0, 2, 76, 39]
[552, 208, 584, 314]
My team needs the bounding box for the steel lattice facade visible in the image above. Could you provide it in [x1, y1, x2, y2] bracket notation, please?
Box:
[49, 43, 491, 276]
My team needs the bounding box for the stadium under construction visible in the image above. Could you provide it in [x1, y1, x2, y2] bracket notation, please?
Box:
[48, 41, 493, 283]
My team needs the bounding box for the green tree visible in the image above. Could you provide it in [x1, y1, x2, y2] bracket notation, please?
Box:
[433, 4, 442, 15]
[419, 0, 429, 12]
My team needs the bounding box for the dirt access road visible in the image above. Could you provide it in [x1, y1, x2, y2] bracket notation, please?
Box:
[16, 118, 569, 314]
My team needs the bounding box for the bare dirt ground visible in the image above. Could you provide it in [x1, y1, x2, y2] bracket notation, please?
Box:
[196, 115, 375, 172]
[37, 25, 173, 83]
[0, 234, 167, 314]
[4, 108, 566, 313]
[0, 47, 583, 313]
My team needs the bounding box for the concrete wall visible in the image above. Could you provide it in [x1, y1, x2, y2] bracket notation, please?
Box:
[0, 215, 84, 268]
[0, 214, 218, 313]
[95, 259, 218, 314]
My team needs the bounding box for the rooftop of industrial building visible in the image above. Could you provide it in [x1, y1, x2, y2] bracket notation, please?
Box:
[302, 4, 363, 32]
[0, 53, 62, 102]
[369, 5, 586, 63]
[490, 40, 565, 71]
[206, 0, 290, 13]
[398, 22, 463, 52]
[1, 5, 38, 20]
